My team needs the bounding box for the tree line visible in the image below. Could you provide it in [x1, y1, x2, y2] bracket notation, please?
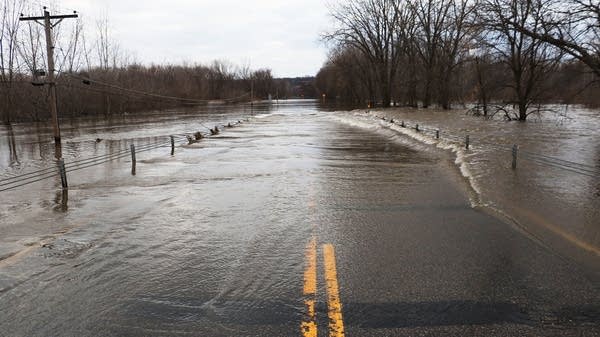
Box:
[316, 0, 600, 120]
[0, 0, 280, 123]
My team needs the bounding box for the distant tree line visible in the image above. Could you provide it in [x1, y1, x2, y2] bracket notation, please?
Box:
[0, 0, 278, 123]
[317, 0, 600, 120]
[275, 77, 318, 99]
[2, 62, 276, 122]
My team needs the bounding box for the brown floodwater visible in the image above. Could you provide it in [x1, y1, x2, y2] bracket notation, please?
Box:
[343, 106, 600, 267]
[0, 100, 598, 336]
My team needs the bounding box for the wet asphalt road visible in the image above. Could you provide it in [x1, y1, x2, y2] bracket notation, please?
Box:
[0, 102, 599, 336]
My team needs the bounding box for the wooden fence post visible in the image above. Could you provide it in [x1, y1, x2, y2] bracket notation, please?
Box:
[131, 144, 136, 175]
[58, 159, 68, 189]
[512, 145, 518, 169]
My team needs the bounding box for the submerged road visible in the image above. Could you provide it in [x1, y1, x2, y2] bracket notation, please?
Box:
[0, 101, 598, 336]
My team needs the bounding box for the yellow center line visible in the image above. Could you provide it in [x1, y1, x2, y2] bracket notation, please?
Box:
[323, 244, 345, 337]
[301, 237, 318, 337]
[304, 238, 317, 295]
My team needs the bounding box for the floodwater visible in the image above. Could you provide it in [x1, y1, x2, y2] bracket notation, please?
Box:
[0, 104, 265, 259]
[0, 100, 598, 336]
[344, 107, 600, 267]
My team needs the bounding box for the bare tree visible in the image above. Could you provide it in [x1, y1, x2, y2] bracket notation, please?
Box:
[325, 0, 402, 107]
[16, 14, 44, 74]
[95, 15, 112, 71]
[407, 0, 450, 108]
[395, 2, 419, 107]
[436, 0, 475, 109]
[0, 0, 23, 123]
[316, 45, 375, 102]
[406, 0, 475, 109]
[57, 17, 84, 73]
[505, 0, 600, 77]
[478, 0, 562, 120]
[94, 14, 128, 114]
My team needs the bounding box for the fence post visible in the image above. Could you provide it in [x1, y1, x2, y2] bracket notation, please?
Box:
[401, 121, 405, 128]
[436, 130, 440, 139]
[512, 144, 518, 169]
[131, 144, 136, 175]
[415, 124, 419, 132]
[466, 135, 470, 150]
[170, 136, 175, 156]
[57, 159, 68, 189]
[60, 188, 68, 211]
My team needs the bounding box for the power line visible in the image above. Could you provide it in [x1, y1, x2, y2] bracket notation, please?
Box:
[0, 118, 246, 193]
[0, 170, 58, 189]
[0, 139, 175, 192]
[520, 154, 599, 179]
[60, 71, 251, 104]
[519, 149, 597, 171]
[65, 142, 172, 174]
[0, 171, 60, 192]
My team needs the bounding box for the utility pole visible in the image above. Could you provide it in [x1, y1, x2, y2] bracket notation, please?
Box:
[20, 8, 78, 159]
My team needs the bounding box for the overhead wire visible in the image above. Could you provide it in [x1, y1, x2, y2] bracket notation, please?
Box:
[519, 153, 599, 179]
[0, 140, 169, 189]
[0, 172, 61, 192]
[65, 141, 172, 174]
[65, 140, 171, 170]
[0, 165, 59, 183]
[3, 112, 596, 192]
[0, 138, 170, 184]
[0, 169, 59, 189]
[58, 71, 251, 104]
[519, 149, 597, 171]
[0, 115, 249, 193]
[0, 142, 171, 191]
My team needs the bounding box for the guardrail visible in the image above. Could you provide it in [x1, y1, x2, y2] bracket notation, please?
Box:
[373, 114, 599, 179]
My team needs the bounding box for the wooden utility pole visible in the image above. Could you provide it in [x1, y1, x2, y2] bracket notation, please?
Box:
[20, 8, 78, 158]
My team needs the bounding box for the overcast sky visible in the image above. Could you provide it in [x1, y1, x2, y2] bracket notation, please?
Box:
[54, 0, 331, 78]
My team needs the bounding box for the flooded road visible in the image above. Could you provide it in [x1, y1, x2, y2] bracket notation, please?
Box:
[0, 100, 598, 336]
[361, 107, 600, 269]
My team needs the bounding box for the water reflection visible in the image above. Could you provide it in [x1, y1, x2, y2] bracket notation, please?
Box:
[6, 124, 19, 167]
[54, 189, 68, 212]
[54, 142, 63, 160]
[0, 100, 597, 336]
[0, 103, 275, 175]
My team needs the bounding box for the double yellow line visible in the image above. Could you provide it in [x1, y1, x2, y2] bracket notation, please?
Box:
[302, 237, 345, 337]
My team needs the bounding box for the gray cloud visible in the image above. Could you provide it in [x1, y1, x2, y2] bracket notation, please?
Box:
[61, 0, 330, 77]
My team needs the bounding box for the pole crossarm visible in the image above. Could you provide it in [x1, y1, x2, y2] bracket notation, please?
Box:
[19, 14, 78, 21]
